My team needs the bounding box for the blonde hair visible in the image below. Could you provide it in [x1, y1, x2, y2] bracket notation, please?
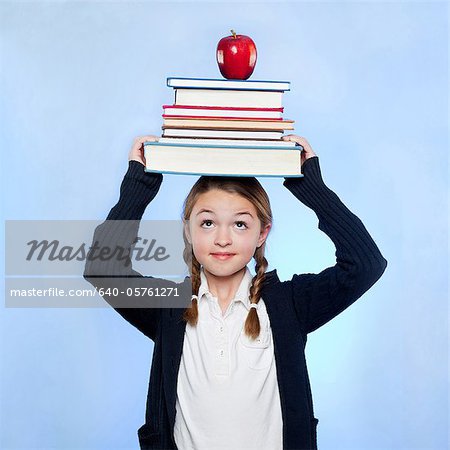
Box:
[181, 176, 272, 340]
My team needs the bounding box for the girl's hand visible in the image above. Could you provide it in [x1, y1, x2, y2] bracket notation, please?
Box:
[128, 135, 159, 166]
[281, 135, 317, 167]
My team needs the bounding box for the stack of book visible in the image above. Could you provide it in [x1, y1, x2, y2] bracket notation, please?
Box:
[144, 77, 303, 177]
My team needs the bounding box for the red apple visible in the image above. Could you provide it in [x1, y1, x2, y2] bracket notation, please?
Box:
[216, 30, 257, 80]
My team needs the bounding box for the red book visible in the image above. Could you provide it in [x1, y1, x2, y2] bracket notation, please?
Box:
[162, 104, 284, 120]
[162, 114, 283, 121]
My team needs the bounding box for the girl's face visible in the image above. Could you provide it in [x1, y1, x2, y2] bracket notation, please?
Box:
[186, 189, 271, 278]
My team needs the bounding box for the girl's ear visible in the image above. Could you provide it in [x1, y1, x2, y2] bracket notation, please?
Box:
[184, 221, 192, 245]
[257, 224, 271, 248]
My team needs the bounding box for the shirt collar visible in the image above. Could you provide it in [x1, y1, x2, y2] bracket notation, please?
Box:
[197, 266, 254, 310]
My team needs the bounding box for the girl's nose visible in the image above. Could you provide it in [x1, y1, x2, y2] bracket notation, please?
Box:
[214, 227, 232, 246]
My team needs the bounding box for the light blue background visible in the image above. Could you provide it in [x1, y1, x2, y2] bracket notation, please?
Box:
[1, 1, 447, 449]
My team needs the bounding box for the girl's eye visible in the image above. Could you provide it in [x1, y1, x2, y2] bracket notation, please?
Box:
[201, 220, 214, 228]
[235, 221, 248, 229]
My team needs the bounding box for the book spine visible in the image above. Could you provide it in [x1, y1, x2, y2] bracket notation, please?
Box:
[157, 138, 297, 147]
[162, 125, 289, 132]
[162, 115, 284, 121]
[161, 135, 283, 141]
[174, 89, 283, 108]
[162, 104, 284, 112]
[161, 133, 283, 141]
[145, 142, 295, 151]
[167, 77, 290, 91]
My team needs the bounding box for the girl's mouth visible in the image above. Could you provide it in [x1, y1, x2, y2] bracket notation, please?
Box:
[210, 253, 235, 260]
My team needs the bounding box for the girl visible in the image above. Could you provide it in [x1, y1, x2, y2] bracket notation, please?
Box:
[84, 135, 387, 450]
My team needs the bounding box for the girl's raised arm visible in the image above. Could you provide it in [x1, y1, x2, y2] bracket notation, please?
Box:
[83, 136, 166, 341]
[282, 138, 388, 335]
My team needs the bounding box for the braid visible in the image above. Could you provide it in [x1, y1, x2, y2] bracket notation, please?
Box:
[182, 235, 200, 325]
[244, 244, 269, 340]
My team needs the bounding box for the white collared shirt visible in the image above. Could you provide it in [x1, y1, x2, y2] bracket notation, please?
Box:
[174, 266, 283, 450]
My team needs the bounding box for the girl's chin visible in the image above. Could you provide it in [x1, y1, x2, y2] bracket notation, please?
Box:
[202, 264, 247, 279]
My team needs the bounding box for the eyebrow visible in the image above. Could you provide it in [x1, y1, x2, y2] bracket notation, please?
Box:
[196, 208, 255, 218]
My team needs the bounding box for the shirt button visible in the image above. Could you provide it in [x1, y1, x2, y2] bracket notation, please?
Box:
[220, 350, 224, 357]
[219, 326, 224, 332]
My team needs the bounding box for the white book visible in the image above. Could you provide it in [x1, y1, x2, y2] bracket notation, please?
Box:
[144, 142, 302, 177]
[162, 128, 284, 140]
[162, 106, 283, 119]
[174, 89, 284, 108]
[158, 137, 298, 148]
[167, 77, 290, 91]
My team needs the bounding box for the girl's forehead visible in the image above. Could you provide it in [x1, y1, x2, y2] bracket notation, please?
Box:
[193, 189, 256, 213]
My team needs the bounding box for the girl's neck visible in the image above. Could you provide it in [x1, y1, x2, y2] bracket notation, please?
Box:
[203, 266, 247, 310]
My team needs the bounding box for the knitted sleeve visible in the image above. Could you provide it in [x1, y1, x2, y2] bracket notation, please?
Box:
[83, 161, 164, 341]
[283, 156, 388, 334]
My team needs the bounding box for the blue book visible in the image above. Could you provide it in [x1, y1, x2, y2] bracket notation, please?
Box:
[143, 141, 303, 178]
[167, 77, 290, 92]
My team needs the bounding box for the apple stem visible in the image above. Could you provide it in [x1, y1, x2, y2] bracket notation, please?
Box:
[230, 29, 237, 38]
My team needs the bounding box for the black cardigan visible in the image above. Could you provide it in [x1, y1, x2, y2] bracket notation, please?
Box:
[84, 156, 387, 450]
